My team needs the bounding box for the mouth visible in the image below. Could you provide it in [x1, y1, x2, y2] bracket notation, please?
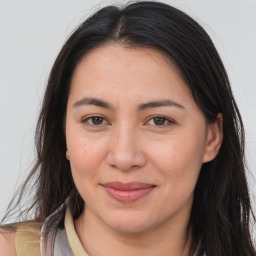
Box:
[101, 182, 156, 203]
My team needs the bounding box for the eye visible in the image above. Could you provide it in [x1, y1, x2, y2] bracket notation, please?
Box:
[147, 116, 174, 127]
[82, 116, 108, 126]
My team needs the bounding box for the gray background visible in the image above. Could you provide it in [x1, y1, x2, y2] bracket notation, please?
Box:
[0, 0, 255, 221]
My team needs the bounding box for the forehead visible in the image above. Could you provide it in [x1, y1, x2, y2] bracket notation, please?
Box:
[69, 43, 192, 106]
[76, 43, 177, 71]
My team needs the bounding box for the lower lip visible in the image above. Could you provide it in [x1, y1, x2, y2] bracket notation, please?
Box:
[103, 186, 155, 203]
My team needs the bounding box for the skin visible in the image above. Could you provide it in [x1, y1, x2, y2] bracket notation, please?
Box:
[0, 229, 16, 256]
[65, 44, 222, 256]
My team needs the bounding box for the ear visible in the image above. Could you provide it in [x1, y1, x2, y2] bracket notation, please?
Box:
[202, 113, 223, 163]
[66, 150, 70, 160]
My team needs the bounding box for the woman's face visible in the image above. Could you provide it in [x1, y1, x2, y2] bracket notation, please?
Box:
[65, 44, 221, 234]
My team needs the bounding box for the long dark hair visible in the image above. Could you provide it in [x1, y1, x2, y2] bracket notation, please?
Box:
[2, 1, 255, 255]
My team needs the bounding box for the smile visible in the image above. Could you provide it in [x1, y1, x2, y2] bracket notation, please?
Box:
[102, 182, 156, 203]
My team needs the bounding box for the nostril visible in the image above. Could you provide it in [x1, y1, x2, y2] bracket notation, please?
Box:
[106, 131, 147, 170]
[106, 149, 146, 171]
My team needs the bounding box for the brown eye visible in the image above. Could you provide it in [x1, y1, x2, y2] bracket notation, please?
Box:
[82, 116, 108, 126]
[153, 117, 166, 125]
[147, 116, 174, 127]
[91, 117, 104, 125]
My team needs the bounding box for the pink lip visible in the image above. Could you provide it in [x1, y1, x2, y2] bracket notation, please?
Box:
[102, 182, 156, 203]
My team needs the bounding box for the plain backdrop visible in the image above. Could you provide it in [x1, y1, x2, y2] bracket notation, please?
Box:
[0, 0, 255, 221]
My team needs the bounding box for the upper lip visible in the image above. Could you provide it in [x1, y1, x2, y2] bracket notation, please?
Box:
[102, 182, 156, 190]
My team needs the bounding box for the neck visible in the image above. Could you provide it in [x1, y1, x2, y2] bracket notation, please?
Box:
[75, 208, 192, 256]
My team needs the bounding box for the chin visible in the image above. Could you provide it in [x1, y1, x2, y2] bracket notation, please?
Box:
[108, 222, 151, 234]
[102, 212, 156, 234]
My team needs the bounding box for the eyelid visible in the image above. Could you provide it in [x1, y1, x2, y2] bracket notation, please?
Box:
[81, 115, 110, 126]
[80, 114, 175, 128]
[145, 115, 176, 127]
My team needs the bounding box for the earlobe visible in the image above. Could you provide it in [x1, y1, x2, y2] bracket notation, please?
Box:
[202, 113, 223, 163]
[66, 150, 70, 160]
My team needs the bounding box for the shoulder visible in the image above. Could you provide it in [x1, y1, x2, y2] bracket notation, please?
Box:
[0, 222, 42, 256]
[15, 222, 42, 256]
[0, 228, 16, 256]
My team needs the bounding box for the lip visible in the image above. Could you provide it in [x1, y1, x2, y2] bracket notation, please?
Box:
[102, 182, 156, 203]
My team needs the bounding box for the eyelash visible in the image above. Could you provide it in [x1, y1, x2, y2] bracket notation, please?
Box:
[146, 116, 175, 127]
[82, 116, 109, 126]
[81, 115, 175, 128]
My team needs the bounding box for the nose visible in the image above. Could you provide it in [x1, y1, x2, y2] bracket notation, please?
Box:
[106, 126, 147, 171]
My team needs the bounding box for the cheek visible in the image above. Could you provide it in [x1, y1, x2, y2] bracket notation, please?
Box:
[149, 138, 203, 214]
[150, 135, 204, 170]
[69, 143, 102, 174]
[66, 128, 107, 178]
[148, 133, 204, 191]
[67, 138, 105, 202]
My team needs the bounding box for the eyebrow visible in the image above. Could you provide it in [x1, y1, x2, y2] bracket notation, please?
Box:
[138, 99, 185, 111]
[73, 97, 112, 109]
[72, 97, 185, 111]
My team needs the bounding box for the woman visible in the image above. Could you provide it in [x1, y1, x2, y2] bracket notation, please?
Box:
[1, 1, 255, 255]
